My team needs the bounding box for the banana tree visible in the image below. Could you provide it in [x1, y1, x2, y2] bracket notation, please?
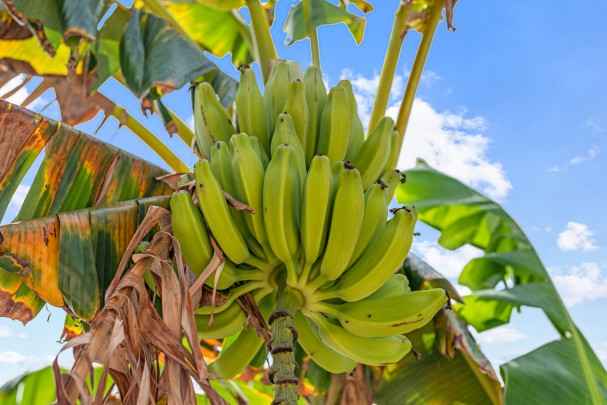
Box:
[1, 1, 606, 404]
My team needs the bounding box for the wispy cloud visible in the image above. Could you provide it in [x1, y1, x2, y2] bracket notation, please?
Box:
[570, 146, 600, 165]
[550, 263, 607, 307]
[586, 117, 602, 133]
[476, 326, 528, 344]
[549, 146, 600, 172]
[557, 222, 599, 252]
[342, 70, 512, 200]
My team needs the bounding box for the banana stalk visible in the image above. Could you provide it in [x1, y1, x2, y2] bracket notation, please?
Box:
[269, 281, 301, 405]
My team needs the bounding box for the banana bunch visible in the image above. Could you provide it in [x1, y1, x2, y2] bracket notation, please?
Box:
[168, 61, 447, 377]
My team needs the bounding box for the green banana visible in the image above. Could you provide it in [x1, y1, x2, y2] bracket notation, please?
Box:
[366, 273, 410, 300]
[196, 281, 268, 315]
[317, 206, 418, 302]
[209, 141, 236, 195]
[348, 180, 389, 266]
[351, 116, 394, 189]
[315, 288, 447, 337]
[196, 299, 246, 339]
[383, 129, 400, 172]
[303, 66, 327, 165]
[263, 144, 301, 283]
[330, 160, 348, 193]
[380, 169, 406, 203]
[204, 259, 265, 290]
[196, 287, 271, 338]
[208, 293, 275, 379]
[231, 134, 268, 249]
[320, 165, 364, 281]
[250, 135, 269, 168]
[209, 141, 267, 260]
[178, 173, 194, 187]
[283, 80, 308, 147]
[169, 182, 256, 289]
[194, 159, 250, 264]
[338, 80, 365, 161]
[316, 85, 351, 163]
[294, 312, 356, 374]
[270, 113, 307, 184]
[235, 66, 270, 154]
[300, 154, 332, 279]
[286, 60, 304, 81]
[308, 312, 412, 366]
[193, 82, 236, 159]
[263, 61, 291, 132]
[170, 190, 213, 276]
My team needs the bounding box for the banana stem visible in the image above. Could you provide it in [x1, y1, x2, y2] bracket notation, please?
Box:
[269, 285, 301, 405]
[394, 0, 444, 153]
[245, 0, 279, 83]
[367, 1, 411, 134]
[303, 0, 321, 68]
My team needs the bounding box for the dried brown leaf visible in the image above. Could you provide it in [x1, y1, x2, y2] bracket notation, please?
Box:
[54, 207, 227, 404]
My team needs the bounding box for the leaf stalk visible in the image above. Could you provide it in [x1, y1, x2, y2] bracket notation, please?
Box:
[245, 0, 279, 83]
[367, 0, 411, 134]
[112, 106, 189, 173]
[395, 0, 444, 154]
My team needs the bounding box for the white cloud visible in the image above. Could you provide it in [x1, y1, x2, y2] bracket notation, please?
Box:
[413, 240, 483, 279]
[476, 326, 528, 344]
[548, 165, 561, 173]
[0, 351, 54, 366]
[557, 222, 599, 252]
[340, 69, 404, 126]
[343, 70, 512, 200]
[396, 100, 512, 200]
[550, 262, 607, 307]
[10, 184, 29, 207]
[419, 70, 442, 87]
[548, 146, 600, 172]
[0, 326, 26, 339]
[569, 146, 599, 165]
[586, 117, 602, 133]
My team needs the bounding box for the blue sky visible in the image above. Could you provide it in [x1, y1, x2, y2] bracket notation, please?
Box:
[1, 0, 606, 384]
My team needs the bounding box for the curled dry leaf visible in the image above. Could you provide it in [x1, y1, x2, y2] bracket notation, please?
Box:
[53, 206, 228, 404]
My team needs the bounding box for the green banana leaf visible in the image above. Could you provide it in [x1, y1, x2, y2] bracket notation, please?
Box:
[0, 99, 174, 322]
[283, 0, 372, 46]
[0, 366, 126, 405]
[375, 254, 502, 405]
[0, 365, 274, 405]
[397, 159, 607, 404]
[0, 194, 170, 322]
[0, 100, 171, 221]
[161, 2, 253, 67]
[0, 2, 237, 125]
[0, 366, 59, 405]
